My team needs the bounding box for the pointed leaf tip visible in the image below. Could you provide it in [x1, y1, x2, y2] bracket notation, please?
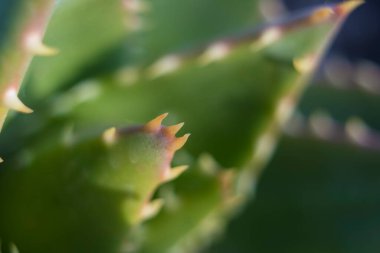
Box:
[334, 0, 364, 17]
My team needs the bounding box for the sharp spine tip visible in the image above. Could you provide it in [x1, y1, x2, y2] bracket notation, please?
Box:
[145, 113, 169, 132]
[310, 7, 334, 24]
[252, 26, 282, 50]
[141, 199, 164, 220]
[148, 55, 181, 78]
[102, 127, 117, 145]
[26, 33, 59, 56]
[170, 134, 190, 152]
[199, 42, 230, 65]
[3, 88, 33, 113]
[293, 54, 316, 74]
[163, 165, 188, 182]
[335, 0, 364, 16]
[165, 122, 185, 136]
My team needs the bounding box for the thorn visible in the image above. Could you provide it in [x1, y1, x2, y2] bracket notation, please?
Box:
[141, 199, 164, 221]
[25, 32, 58, 56]
[252, 131, 276, 164]
[310, 7, 334, 24]
[199, 42, 230, 65]
[165, 122, 184, 136]
[162, 165, 188, 183]
[252, 26, 282, 51]
[0, 157, 3, 163]
[293, 54, 316, 74]
[275, 96, 294, 126]
[102, 127, 117, 145]
[334, 0, 364, 17]
[170, 134, 190, 152]
[345, 117, 369, 146]
[3, 87, 33, 113]
[147, 55, 181, 78]
[145, 113, 168, 133]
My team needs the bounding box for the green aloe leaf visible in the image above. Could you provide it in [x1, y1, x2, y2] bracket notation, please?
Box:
[50, 3, 352, 168]
[0, 114, 189, 253]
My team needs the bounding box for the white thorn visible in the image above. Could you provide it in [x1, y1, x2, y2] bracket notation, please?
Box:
[309, 111, 336, 139]
[345, 117, 369, 146]
[293, 54, 316, 74]
[3, 87, 33, 113]
[199, 42, 230, 65]
[252, 131, 276, 164]
[162, 165, 188, 183]
[141, 199, 164, 221]
[252, 26, 282, 51]
[275, 96, 295, 126]
[147, 55, 181, 78]
[102, 127, 117, 145]
[25, 32, 58, 56]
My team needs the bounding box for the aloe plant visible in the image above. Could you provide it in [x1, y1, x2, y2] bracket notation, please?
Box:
[0, 1, 363, 253]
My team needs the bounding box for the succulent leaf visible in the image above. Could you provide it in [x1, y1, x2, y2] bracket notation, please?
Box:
[51, 3, 354, 168]
[0, 114, 189, 253]
[0, 0, 55, 131]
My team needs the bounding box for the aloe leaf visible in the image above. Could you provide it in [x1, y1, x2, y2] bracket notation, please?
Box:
[27, 0, 127, 98]
[48, 3, 354, 168]
[0, 0, 55, 133]
[0, 114, 189, 253]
